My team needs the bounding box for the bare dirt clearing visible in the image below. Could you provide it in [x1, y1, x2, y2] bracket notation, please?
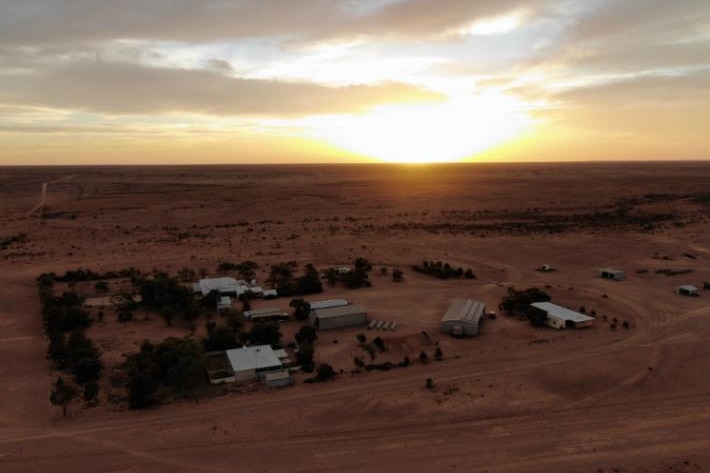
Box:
[1, 162, 710, 473]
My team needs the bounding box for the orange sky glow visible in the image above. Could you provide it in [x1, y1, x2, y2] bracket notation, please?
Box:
[1, 0, 709, 164]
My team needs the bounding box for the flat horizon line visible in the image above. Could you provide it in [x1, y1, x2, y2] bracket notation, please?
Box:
[2, 159, 710, 168]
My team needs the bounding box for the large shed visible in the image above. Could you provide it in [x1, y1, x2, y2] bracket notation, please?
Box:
[310, 304, 367, 331]
[440, 299, 486, 337]
[225, 345, 283, 381]
[530, 302, 595, 329]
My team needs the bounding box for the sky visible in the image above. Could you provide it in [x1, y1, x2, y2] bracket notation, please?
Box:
[1, 0, 709, 164]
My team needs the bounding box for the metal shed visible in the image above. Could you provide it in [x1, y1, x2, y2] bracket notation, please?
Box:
[676, 285, 699, 297]
[440, 299, 486, 337]
[530, 302, 596, 329]
[309, 304, 367, 331]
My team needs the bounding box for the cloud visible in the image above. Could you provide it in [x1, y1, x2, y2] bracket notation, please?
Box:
[555, 70, 710, 106]
[0, 58, 445, 116]
[568, 0, 710, 43]
[0, 0, 545, 45]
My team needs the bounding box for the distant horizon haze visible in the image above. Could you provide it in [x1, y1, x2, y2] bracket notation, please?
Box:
[1, 0, 709, 165]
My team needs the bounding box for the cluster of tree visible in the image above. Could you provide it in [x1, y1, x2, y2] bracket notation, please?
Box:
[391, 269, 404, 282]
[353, 354, 414, 372]
[304, 363, 336, 383]
[295, 325, 318, 372]
[322, 257, 373, 289]
[137, 273, 204, 327]
[38, 281, 102, 415]
[202, 315, 282, 352]
[267, 262, 323, 297]
[411, 260, 475, 280]
[38, 267, 143, 283]
[123, 338, 206, 409]
[498, 287, 552, 326]
[0, 233, 27, 250]
[356, 333, 387, 361]
[217, 260, 258, 280]
[289, 298, 311, 321]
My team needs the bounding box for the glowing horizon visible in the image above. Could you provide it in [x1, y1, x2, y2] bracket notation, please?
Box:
[0, 1, 709, 165]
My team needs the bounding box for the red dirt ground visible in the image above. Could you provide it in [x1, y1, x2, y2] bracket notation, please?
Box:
[1, 162, 709, 473]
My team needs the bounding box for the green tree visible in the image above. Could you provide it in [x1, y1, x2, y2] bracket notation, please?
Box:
[50, 377, 78, 417]
[296, 344, 315, 373]
[314, 363, 336, 382]
[295, 325, 318, 345]
[83, 382, 99, 402]
[499, 287, 551, 325]
[203, 326, 240, 352]
[72, 356, 102, 383]
[94, 281, 109, 292]
[392, 269, 404, 282]
[289, 298, 311, 321]
[128, 371, 157, 409]
[247, 322, 282, 346]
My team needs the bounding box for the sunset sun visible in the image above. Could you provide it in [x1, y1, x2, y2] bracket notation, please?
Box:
[309, 93, 533, 163]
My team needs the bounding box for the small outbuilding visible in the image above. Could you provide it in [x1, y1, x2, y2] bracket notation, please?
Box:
[225, 345, 283, 381]
[600, 268, 625, 281]
[310, 304, 367, 330]
[676, 285, 699, 297]
[530, 302, 596, 329]
[217, 296, 232, 311]
[440, 299, 486, 337]
[265, 370, 293, 388]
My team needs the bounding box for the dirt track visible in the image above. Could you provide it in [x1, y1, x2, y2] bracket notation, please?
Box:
[1, 163, 709, 473]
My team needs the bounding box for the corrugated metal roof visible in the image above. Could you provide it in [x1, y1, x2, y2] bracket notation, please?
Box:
[225, 345, 282, 373]
[197, 277, 248, 295]
[313, 304, 366, 320]
[244, 307, 285, 319]
[309, 299, 349, 310]
[441, 299, 486, 324]
[677, 285, 698, 292]
[530, 302, 595, 323]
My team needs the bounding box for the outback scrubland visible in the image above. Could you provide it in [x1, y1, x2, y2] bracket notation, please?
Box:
[1, 162, 709, 473]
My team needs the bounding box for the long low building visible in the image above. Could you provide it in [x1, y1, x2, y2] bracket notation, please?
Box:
[193, 277, 248, 297]
[530, 302, 595, 329]
[308, 299, 349, 310]
[225, 345, 283, 381]
[310, 304, 367, 330]
[440, 299, 486, 337]
[243, 307, 289, 321]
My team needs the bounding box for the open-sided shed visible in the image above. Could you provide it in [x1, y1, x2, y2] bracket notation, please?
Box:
[530, 302, 595, 329]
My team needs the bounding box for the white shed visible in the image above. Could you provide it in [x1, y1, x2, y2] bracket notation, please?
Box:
[309, 304, 367, 331]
